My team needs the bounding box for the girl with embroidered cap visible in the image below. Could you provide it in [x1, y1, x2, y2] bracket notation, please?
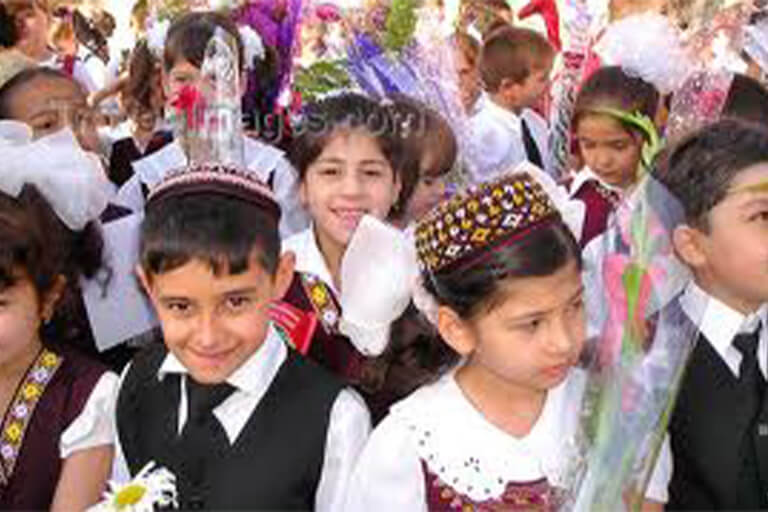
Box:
[345, 171, 588, 510]
[110, 28, 370, 511]
[280, 91, 436, 421]
[0, 120, 117, 510]
[569, 65, 662, 248]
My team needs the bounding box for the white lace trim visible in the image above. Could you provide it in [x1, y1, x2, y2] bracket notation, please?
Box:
[390, 371, 585, 502]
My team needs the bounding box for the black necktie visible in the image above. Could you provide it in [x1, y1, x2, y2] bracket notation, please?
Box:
[178, 377, 236, 505]
[521, 118, 544, 169]
[734, 326, 765, 402]
[733, 325, 767, 506]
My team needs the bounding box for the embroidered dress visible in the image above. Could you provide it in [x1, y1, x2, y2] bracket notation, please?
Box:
[0, 345, 117, 509]
[344, 370, 586, 511]
[568, 168, 622, 248]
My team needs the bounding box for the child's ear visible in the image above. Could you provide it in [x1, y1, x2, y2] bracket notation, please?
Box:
[298, 179, 309, 208]
[40, 275, 67, 323]
[135, 265, 154, 299]
[672, 224, 708, 269]
[437, 306, 476, 356]
[272, 251, 296, 301]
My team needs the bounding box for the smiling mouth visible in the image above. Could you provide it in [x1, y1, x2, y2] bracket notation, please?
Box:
[332, 208, 367, 228]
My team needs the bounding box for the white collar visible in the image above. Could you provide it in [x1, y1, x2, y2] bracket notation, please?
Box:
[569, 166, 626, 197]
[680, 280, 767, 377]
[479, 98, 524, 131]
[157, 323, 287, 396]
[391, 368, 586, 501]
[282, 226, 337, 292]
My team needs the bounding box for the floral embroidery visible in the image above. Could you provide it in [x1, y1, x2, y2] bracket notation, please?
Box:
[0, 348, 63, 484]
[300, 273, 341, 335]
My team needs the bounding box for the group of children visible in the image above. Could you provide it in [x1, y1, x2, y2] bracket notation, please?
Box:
[0, 3, 768, 511]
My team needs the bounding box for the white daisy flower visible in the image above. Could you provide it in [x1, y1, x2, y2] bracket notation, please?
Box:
[89, 461, 177, 512]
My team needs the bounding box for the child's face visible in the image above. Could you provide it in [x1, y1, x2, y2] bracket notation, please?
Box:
[454, 48, 480, 111]
[447, 260, 585, 392]
[300, 129, 401, 249]
[163, 58, 201, 103]
[683, 164, 768, 313]
[405, 150, 447, 223]
[575, 113, 643, 190]
[0, 276, 46, 370]
[512, 60, 552, 110]
[140, 253, 295, 384]
[6, 75, 99, 153]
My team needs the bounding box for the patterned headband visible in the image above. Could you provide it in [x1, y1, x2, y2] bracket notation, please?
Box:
[415, 172, 560, 275]
[147, 163, 281, 223]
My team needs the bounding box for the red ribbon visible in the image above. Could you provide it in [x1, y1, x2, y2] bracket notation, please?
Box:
[170, 85, 206, 131]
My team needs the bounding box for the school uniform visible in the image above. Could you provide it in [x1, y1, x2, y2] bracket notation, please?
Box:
[278, 227, 432, 423]
[344, 368, 587, 511]
[0, 344, 117, 509]
[113, 324, 371, 510]
[568, 167, 622, 248]
[648, 281, 768, 509]
[115, 135, 309, 238]
[467, 98, 550, 182]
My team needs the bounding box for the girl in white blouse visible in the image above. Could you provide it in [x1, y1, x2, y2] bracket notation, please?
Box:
[345, 172, 587, 511]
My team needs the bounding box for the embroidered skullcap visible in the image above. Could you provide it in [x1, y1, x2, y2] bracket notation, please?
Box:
[415, 172, 559, 274]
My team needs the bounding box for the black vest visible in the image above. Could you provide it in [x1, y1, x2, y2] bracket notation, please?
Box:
[667, 328, 768, 510]
[117, 344, 344, 510]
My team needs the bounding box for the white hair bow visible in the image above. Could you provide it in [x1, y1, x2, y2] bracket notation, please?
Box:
[0, 121, 111, 230]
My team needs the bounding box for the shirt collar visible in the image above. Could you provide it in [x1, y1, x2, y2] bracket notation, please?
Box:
[284, 226, 337, 293]
[157, 323, 288, 396]
[480, 98, 523, 131]
[681, 280, 767, 367]
[570, 167, 625, 197]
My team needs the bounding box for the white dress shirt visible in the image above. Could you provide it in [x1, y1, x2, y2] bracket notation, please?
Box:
[467, 98, 550, 182]
[645, 281, 768, 503]
[344, 368, 587, 511]
[117, 135, 309, 237]
[111, 325, 371, 511]
[60, 372, 119, 458]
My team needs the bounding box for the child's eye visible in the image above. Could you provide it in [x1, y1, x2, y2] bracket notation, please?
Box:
[568, 297, 584, 314]
[362, 168, 383, 178]
[610, 142, 630, 151]
[579, 140, 596, 150]
[750, 211, 768, 223]
[225, 296, 252, 311]
[165, 301, 193, 315]
[318, 167, 340, 176]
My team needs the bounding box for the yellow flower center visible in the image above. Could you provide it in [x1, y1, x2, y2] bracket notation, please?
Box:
[114, 484, 147, 509]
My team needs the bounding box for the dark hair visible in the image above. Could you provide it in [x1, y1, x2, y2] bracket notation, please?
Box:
[573, 66, 660, 136]
[653, 119, 768, 230]
[388, 94, 458, 217]
[163, 11, 245, 72]
[425, 221, 582, 319]
[722, 73, 768, 128]
[0, 67, 81, 119]
[0, 185, 106, 318]
[123, 39, 161, 112]
[140, 193, 281, 278]
[480, 27, 554, 91]
[288, 92, 408, 213]
[0, 4, 17, 48]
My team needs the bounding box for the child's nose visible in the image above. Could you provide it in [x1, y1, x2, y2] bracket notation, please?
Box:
[339, 172, 364, 196]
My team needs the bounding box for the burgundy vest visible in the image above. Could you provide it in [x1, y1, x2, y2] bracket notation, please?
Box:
[572, 180, 619, 248]
[0, 345, 107, 510]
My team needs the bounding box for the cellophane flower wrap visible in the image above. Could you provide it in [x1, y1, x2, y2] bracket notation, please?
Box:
[556, 176, 703, 511]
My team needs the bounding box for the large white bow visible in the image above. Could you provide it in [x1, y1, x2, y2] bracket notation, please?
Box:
[0, 121, 111, 230]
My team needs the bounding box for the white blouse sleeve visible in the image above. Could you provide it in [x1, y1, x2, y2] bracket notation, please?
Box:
[343, 411, 427, 512]
[645, 434, 672, 503]
[315, 388, 371, 512]
[59, 371, 119, 459]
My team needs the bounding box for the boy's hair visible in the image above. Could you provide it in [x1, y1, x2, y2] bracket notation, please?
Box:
[122, 40, 160, 112]
[573, 66, 660, 135]
[140, 193, 281, 278]
[0, 67, 80, 119]
[163, 11, 244, 72]
[479, 27, 553, 91]
[653, 119, 768, 230]
[722, 73, 768, 128]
